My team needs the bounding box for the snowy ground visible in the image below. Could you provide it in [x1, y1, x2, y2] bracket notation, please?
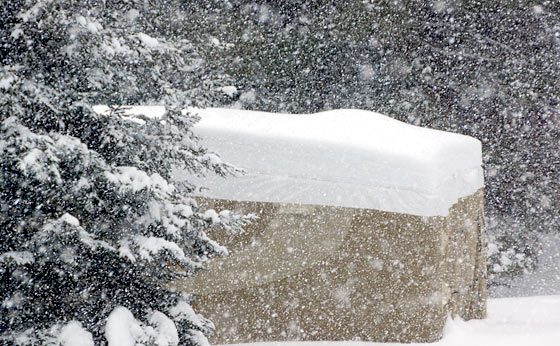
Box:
[220, 296, 560, 346]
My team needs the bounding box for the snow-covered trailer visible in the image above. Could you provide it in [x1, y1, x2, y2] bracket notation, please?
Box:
[172, 108, 487, 343]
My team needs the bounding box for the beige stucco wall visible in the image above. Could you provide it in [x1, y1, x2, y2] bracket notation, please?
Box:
[172, 189, 486, 343]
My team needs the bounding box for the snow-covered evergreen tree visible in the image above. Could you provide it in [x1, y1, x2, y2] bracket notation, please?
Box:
[1, 1, 246, 344]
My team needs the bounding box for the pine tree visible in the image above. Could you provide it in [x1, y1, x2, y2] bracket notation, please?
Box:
[1, 0, 246, 344]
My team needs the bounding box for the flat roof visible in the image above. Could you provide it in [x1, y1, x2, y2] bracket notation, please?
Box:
[186, 108, 483, 217]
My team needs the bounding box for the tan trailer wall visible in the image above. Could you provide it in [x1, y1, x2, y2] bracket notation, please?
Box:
[172, 189, 486, 344]
[442, 189, 487, 320]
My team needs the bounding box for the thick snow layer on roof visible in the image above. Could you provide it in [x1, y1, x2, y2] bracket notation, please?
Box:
[188, 108, 483, 217]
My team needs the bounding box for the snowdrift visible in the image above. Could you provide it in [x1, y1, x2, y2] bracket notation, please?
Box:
[170, 108, 487, 343]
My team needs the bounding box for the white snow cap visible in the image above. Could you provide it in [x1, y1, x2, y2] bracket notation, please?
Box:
[189, 108, 484, 217]
[58, 321, 94, 346]
[105, 307, 146, 346]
